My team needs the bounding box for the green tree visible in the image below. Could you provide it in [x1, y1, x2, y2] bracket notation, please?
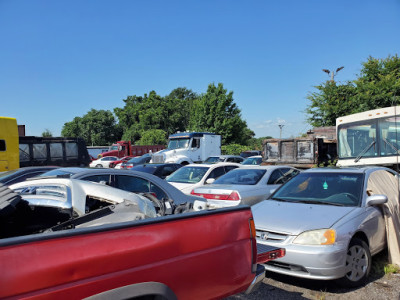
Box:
[62, 109, 120, 146]
[115, 88, 197, 142]
[189, 83, 254, 144]
[42, 129, 53, 137]
[136, 129, 167, 145]
[306, 55, 400, 127]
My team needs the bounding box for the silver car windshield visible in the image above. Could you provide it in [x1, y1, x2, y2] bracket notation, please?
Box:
[271, 173, 363, 207]
[214, 169, 266, 185]
[166, 166, 208, 183]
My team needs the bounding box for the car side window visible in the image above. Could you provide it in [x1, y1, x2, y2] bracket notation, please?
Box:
[160, 166, 176, 178]
[150, 183, 167, 200]
[267, 170, 284, 185]
[207, 167, 225, 180]
[115, 175, 150, 193]
[224, 165, 239, 172]
[81, 174, 112, 185]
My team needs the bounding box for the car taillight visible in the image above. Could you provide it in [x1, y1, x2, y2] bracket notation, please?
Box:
[249, 218, 258, 272]
[190, 190, 240, 201]
[126, 166, 133, 169]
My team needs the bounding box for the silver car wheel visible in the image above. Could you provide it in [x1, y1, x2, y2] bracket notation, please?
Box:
[345, 243, 369, 281]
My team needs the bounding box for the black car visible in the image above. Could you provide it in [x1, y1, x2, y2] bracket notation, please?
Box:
[240, 150, 262, 158]
[120, 154, 152, 169]
[129, 163, 182, 179]
[0, 166, 60, 186]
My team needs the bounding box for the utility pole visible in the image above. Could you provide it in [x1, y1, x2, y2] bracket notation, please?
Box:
[278, 124, 284, 139]
[322, 66, 344, 82]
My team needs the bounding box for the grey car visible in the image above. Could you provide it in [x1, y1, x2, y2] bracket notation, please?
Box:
[191, 166, 299, 208]
[252, 166, 394, 287]
[37, 167, 203, 206]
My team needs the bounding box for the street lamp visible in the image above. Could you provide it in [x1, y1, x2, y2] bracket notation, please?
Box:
[278, 124, 284, 139]
[322, 66, 344, 82]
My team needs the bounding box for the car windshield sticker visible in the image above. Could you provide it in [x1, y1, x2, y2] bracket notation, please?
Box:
[323, 181, 328, 190]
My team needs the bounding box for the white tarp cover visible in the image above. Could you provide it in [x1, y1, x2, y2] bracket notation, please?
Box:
[367, 170, 400, 267]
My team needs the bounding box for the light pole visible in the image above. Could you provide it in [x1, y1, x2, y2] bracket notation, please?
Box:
[278, 124, 284, 139]
[322, 66, 344, 82]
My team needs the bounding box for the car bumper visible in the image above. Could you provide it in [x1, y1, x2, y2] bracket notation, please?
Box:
[258, 241, 347, 280]
[245, 264, 266, 294]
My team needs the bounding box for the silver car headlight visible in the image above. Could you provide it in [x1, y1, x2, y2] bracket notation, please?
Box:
[293, 229, 336, 245]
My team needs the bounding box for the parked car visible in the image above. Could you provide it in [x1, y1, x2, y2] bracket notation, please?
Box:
[129, 163, 182, 179]
[109, 156, 133, 168]
[0, 166, 60, 186]
[203, 155, 244, 164]
[120, 153, 152, 169]
[166, 163, 240, 194]
[89, 156, 119, 168]
[37, 167, 204, 204]
[240, 150, 262, 158]
[253, 166, 396, 287]
[242, 155, 263, 165]
[191, 166, 299, 208]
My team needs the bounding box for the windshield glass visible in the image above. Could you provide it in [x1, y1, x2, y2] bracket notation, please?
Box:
[270, 172, 363, 206]
[0, 169, 18, 179]
[204, 157, 222, 163]
[38, 169, 78, 178]
[214, 169, 266, 185]
[127, 154, 149, 164]
[166, 166, 208, 183]
[109, 145, 119, 151]
[167, 138, 190, 150]
[242, 157, 262, 165]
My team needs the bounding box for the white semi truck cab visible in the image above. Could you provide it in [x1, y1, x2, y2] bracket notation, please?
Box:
[151, 132, 221, 165]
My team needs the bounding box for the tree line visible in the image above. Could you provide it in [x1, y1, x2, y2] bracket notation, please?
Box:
[58, 55, 400, 153]
[61, 83, 268, 153]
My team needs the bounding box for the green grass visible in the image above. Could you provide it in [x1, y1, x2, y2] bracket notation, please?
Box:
[371, 250, 400, 277]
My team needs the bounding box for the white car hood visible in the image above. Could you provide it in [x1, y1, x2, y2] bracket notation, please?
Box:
[252, 200, 356, 235]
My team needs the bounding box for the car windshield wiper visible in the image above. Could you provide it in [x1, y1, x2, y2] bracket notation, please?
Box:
[354, 141, 376, 163]
[270, 197, 291, 202]
[300, 200, 344, 206]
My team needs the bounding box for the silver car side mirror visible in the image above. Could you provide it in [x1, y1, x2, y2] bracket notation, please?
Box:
[366, 194, 388, 206]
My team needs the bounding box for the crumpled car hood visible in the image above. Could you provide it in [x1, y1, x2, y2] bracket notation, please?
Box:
[252, 200, 356, 235]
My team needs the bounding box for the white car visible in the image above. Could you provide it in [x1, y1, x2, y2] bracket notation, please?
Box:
[89, 156, 119, 168]
[191, 166, 299, 208]
[166, 163, 240, 194]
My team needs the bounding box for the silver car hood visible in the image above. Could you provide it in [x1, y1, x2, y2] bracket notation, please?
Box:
[252, 200, 357, 235]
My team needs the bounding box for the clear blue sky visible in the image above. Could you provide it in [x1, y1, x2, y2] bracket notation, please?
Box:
[1, 0, 399, 139]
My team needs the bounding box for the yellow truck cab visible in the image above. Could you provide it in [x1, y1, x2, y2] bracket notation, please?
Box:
[0, 117, 19, 171]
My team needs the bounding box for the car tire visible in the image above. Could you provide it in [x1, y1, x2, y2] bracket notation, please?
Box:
[337, 238, 371, 288]
[96, 164, 103, 168]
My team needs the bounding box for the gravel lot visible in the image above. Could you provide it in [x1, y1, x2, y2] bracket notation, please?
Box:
[227, 251, 400, 300]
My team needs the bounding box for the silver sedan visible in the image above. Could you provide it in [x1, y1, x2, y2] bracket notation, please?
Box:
[191, 165, 299, 208]
[252, 166, 394, 287]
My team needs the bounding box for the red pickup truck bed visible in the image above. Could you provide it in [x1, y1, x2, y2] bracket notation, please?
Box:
[0, 206, 281, 300]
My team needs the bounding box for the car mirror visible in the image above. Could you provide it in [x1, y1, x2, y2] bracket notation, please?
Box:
[206, 178, 215, 184]
[366, 194, 388, 206]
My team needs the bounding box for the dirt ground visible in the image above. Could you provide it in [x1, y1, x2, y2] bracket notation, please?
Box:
[227, 252, 400, 300]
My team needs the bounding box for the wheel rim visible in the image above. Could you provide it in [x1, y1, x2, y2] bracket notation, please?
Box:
[345, 244, 369, 282]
